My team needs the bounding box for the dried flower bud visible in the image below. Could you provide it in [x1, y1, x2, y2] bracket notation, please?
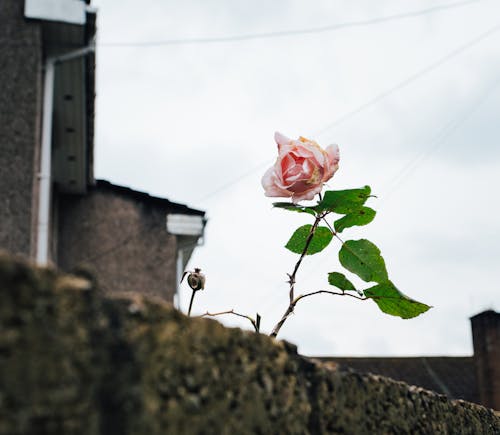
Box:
[182, 268, 206, 291]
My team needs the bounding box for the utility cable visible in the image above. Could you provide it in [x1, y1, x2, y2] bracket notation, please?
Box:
[380, 72, 500, 201]
[74, 21, 500, 283]
[99, 0, 483, 47]
[194, 23, 500, 205]
[74, 23, 499, 275]
[314, 22, 500, 138]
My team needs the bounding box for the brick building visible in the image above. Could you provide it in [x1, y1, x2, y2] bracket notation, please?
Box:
[318, 310, 500, 410]
[0, 0, 205, 301]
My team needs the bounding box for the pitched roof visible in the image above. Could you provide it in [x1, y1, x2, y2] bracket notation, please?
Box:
[315, 356, 479, 404]
[94, 180, 205, 217]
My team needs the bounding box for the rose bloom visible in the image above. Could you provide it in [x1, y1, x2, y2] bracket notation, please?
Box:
[262, 132, 340, 203]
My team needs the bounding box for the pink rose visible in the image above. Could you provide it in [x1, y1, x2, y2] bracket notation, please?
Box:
[262, 132, 340, 203]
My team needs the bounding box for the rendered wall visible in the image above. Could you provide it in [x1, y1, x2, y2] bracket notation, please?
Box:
[57, 186, 177, 301]
[0, 254, 499, 435]
[0, 0, 42, 258]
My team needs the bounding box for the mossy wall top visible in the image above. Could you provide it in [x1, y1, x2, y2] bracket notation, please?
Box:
[0, 254, 498, 434]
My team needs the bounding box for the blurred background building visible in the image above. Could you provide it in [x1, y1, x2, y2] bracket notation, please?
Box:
[0, 0, 205, 301]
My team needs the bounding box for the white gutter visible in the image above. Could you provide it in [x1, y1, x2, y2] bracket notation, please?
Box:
[36, 45, 95, 265]
[166, 214, 205, 237]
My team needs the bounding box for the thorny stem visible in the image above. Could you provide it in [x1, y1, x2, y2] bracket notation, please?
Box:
[287, 214, 323, 303]
[198, 309, 261, 333]
[187, 289, 197, 316]
[270, 212, 324, 338]
[270, 203, 372, 338]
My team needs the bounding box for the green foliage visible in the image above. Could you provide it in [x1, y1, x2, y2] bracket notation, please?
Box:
[315, 186, 371, 214]
[327, 272, 357, 292]
[364, 281, 431, 319]
[338, 239, 431, 318]
[339, 239, 388, 283]
[285, 225, 333, 255]
[334, 207, 376, 233]
[272, 202, 316, 215]
[273, 183, 431, 325]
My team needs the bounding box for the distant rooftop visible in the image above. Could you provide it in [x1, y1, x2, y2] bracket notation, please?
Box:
[314, 356, 478, 404]
[93, 180, 205, 216]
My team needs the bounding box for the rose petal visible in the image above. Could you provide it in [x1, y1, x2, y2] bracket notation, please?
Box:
[274, 132, 291, 152]
[261, 166, 292, 197]
[325, 144, 340, 166]
[323, 144, 340, 181]
[296, 142, 324, 166]
[280, 154, 295, 176]
[291, 184, 322, 203]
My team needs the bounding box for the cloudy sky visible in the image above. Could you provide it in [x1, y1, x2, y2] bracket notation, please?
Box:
[91, 0, 500, 356]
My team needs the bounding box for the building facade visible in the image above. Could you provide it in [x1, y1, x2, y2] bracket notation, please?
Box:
[0, 0, 205, 302]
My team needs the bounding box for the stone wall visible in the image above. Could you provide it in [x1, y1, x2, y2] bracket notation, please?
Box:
[0, 253, 498, 435]
[0, 0, 42, 258]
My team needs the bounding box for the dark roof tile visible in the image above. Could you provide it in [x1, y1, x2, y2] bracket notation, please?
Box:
[94, 180, 205, 216]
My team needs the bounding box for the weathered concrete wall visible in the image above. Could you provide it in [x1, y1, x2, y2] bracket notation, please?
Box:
[1, 253, 499, 435]
[57, 185, 177, 301]
[0, 0, 42, 258]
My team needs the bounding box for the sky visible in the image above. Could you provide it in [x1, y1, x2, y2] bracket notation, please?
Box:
[91, 0, 500, 356]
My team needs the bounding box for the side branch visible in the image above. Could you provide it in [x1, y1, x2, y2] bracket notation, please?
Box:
[321, 216, 346, 246]
[296, 290, 367, 303]
[270, 289, 367, 338]
[198, 309, 261, 333]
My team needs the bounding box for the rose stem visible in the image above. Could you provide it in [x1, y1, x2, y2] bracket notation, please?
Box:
[270, 214, 322, 338]
[288, 215, 321, 303]
[188, 289, 196, 316]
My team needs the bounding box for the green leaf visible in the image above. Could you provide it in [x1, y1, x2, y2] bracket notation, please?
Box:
[334, 207, 376, 233]
[273, 202, 316, 216]
[285, 225, 333, 255]
[338, 239, 388, 283]
[328, 272, 357, 291]
[315, 186, 371, 214]
[364, 281, 431, 319]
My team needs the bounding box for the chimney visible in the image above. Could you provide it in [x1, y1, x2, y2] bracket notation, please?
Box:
[470, 310, 500, 410]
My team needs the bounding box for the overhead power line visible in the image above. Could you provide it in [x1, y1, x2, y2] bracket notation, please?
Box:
[195, 23, 500, 204]
[314, 22, 500, 137]
[381, 72, 500, 202]
[81, 17, 499, 268]
[99, 0, 483, 47]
